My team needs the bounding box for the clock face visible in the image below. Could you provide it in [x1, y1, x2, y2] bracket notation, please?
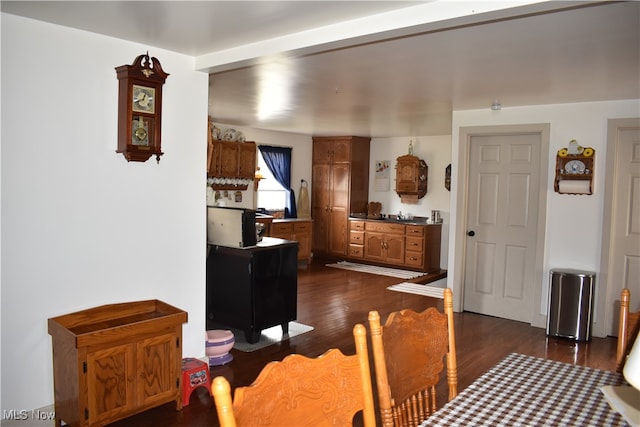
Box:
[564, 159, 586, 174]
[132, 85, 155, 114]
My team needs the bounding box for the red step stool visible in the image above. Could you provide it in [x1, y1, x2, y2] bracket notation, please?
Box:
[181, 357, 211, 406]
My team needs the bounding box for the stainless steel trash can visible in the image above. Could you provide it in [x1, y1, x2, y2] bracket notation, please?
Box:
[546, 269, 596, 341]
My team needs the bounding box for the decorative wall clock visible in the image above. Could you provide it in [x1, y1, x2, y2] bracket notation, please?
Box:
[115, 53, 169, 163]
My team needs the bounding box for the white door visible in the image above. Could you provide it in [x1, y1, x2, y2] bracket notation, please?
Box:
[605, 119, 640, 336]
[463, 132, 541, 323]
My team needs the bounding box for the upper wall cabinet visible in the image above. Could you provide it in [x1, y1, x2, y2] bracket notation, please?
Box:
[395, 154, 428, 203]
[208, 139, 256, 179]
[207, 121, 256, 190]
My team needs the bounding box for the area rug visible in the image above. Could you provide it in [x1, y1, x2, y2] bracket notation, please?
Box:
[387, 282, 445, 298]
[230, 322, 314, 352]
[326, 261, 427, 280]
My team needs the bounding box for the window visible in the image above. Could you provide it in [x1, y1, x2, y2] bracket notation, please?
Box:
[256, 150, 287, 210]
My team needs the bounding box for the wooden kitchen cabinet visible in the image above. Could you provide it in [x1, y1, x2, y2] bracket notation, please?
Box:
[269, 219, 313, 264]
[363, 221, 405, 265]
[312, 136, 370, 257]
[48, 300, 187, 427]
[349, 219, 442, 273]
[405, 224, 428, 269]
[421, 224, 442, 272]
[348, 220, 365, 258]
[395, 154, 428, 202]
[207, 138, 256, 179]
[237, 142, 257, 177]
[207, 120, 256, 180]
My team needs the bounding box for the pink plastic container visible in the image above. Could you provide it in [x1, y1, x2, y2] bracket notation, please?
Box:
[205, 330, 234, 366]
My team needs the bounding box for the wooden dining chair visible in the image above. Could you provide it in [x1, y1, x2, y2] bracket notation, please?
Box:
[211, 324, 376, 427]
[368, 288, 457, 427]
[617, 288, 640, 371]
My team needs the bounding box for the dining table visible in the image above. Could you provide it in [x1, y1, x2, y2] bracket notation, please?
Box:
[421, 352, 629, 426]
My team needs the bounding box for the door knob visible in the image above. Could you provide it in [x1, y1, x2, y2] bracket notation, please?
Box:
[467, 230, 475, 236]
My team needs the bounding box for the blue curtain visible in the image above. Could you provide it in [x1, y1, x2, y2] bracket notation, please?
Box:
[258, 145, 297, 218]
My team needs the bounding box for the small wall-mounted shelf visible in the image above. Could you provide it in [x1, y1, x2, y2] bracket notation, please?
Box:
[207, 177, 252, 191]
[210, 183, 250, 191]
[554, 148, 595, 195]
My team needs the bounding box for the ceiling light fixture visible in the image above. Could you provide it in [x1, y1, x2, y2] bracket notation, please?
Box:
[257, 56, 296, 121]
[491, 99, 502, 110]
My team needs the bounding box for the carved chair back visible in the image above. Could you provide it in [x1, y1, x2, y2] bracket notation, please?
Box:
[211, 324, 376, 427]
[368, 288, 457, 427]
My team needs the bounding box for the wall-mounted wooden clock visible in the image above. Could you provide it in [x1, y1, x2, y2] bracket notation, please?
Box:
[115, 53, 169, 163]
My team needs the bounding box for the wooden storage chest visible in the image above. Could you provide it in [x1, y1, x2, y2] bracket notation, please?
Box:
[48, 300, 187, 427]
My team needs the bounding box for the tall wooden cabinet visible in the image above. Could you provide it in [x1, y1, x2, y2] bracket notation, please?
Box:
[48, 300, 187, 427]
[312, 136, 370, 257]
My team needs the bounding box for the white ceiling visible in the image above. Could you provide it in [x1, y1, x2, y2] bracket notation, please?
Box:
[3, 1, 639, 137]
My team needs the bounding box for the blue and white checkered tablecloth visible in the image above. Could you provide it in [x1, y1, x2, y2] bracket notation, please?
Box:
[421, 353, 628, 427]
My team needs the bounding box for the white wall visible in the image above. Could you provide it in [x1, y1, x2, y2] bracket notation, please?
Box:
[1, 14, 209, 412]
[370, 136, 452, 268]
[449, 100, 640, 335]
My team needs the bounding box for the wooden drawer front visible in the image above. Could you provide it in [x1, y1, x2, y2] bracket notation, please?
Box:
[405, 236, 424, 253]
[271, 223, 293, 236]
[365, 222, 405, 234]
[350, 231, 364, 245]
[405, 225, 425, 237]
[350, 221, 365, 231]
[294, 222, 311, 233]
[349, 244, 364, 258]
[405, 253, 425, 268]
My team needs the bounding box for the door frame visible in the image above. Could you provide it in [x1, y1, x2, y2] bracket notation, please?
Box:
[452, 124, 550, 328]
[596, 117, 640, 338]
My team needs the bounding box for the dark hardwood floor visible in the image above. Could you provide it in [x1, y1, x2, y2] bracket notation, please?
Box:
[109, 257, 617, 427]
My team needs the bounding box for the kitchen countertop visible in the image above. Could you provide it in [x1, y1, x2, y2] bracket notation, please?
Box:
[255, 212, 313, 223]
[255, 213, 274, 221]
[273, 218, 313, 223]
[208, 236, 295, 250]
[348, 216, 442, 226]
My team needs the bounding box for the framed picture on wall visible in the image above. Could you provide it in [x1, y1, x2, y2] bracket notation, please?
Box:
[374, 160, 390, 191]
